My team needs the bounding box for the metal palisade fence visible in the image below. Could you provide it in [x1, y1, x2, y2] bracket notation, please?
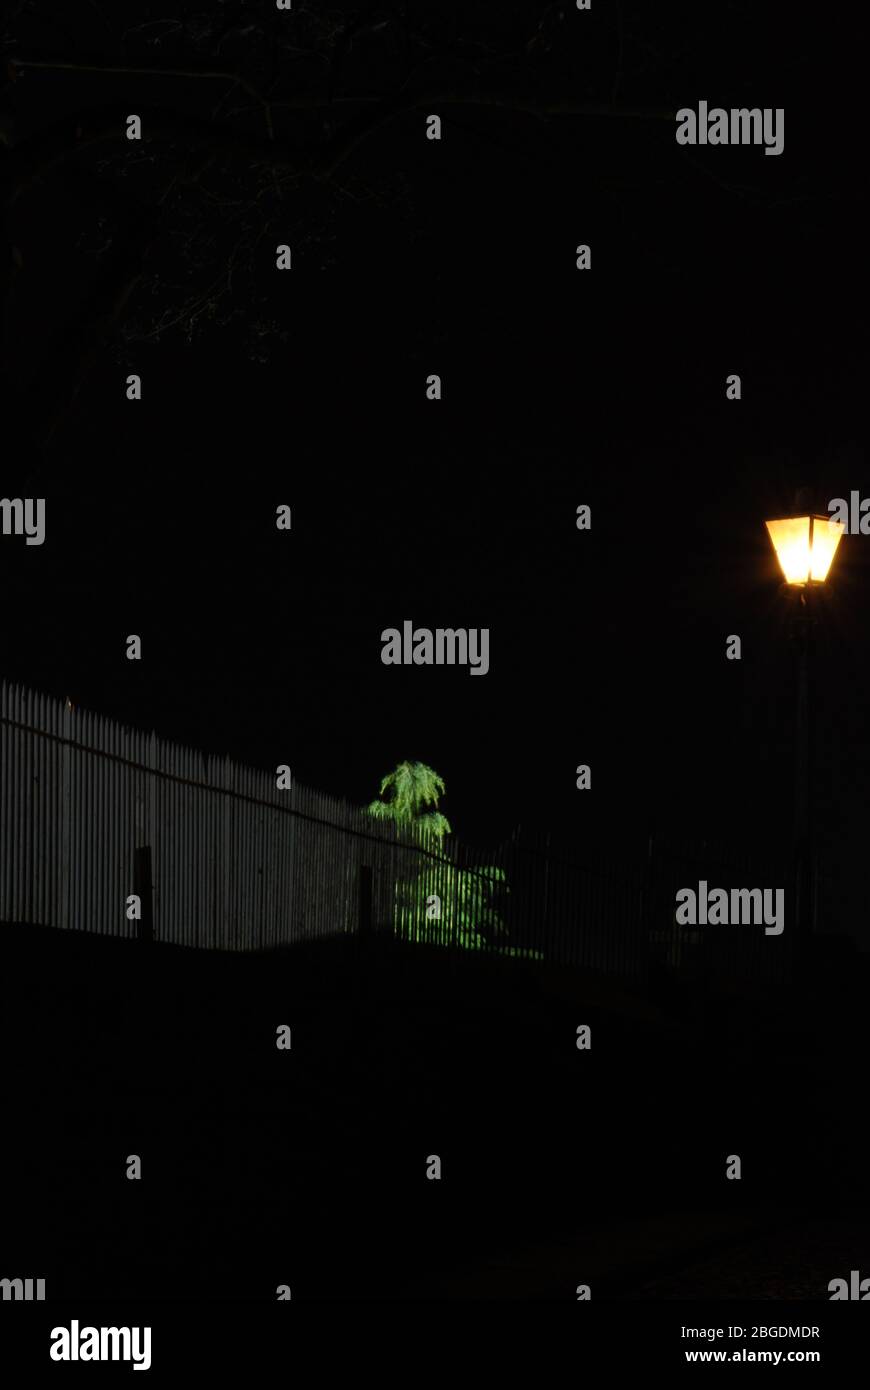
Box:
[642, 832, 798, 982]
[0, 680, 541, 957]
[1, 680, 395, 950]
[0, 681, 796, 978]
[0, 680, 645, 968]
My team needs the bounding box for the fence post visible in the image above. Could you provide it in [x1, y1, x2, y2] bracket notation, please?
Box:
[641, 832, 657, 974]
[134, 845, 153, 944]
[358, 864, 373, 943]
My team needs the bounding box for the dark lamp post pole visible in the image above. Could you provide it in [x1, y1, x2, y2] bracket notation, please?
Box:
[765, 511, 844, 942]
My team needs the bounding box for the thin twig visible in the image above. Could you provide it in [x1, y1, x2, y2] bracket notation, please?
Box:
[9, 56, 275, 140]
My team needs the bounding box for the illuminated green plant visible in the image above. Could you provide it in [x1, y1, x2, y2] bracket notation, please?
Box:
[367, 761, 509, 951]
[366, 760, 451, 843]
[394, 859, 509, 951]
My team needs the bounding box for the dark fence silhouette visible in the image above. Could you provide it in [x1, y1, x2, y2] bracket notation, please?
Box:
[1, 681, 807, 979]
[495, 827, 800, 982]
[641, 832, 799, 983]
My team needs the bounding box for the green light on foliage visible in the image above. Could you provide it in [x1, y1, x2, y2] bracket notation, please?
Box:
[367, 760, 532, 954]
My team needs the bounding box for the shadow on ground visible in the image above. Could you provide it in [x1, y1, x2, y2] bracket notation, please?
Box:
[1, 923, 866, 1299]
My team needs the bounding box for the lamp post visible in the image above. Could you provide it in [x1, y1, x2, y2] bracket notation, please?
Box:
[765, 513, 844, 939]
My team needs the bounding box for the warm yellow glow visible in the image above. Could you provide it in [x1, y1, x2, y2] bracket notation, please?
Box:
[766, 517, 810, 584]
[807, 516, 845, 582]
[765, 515, 844, 586]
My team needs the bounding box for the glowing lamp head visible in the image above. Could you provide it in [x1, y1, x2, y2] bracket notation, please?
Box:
[765, 514, 844, 587]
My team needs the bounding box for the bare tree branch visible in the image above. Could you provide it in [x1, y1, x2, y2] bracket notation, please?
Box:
[9, 55, 277, 139]
[7, 83, 676, 204]
[16, 197, 161, 451]
[7, 104, 310, 205]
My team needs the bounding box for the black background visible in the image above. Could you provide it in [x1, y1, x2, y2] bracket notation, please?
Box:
[2, 0, 869, 1324]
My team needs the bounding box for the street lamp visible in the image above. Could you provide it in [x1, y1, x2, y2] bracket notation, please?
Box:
[765, 514, 844, 586]
[765, 512, 844, 943]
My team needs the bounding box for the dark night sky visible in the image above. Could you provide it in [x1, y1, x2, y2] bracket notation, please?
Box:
[3, 2, 869, 931]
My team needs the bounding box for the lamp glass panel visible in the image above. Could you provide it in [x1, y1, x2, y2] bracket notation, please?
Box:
[809, 516, 845, 582]
[765, 516, 811, 585]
